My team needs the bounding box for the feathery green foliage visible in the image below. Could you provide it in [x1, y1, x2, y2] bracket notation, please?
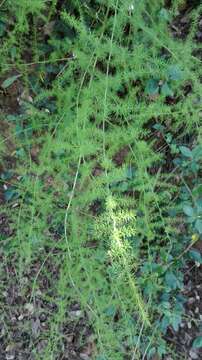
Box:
[0, 0, 202, 359]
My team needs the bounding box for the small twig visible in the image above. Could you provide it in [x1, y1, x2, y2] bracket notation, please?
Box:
[2, 55, 76, 68]
[64, 156, 81, 260]
[163, 238, 199, 275]
[0, 0, 6, 8]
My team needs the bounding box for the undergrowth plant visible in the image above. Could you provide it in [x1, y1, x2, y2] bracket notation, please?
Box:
[0, 0, 202, 359]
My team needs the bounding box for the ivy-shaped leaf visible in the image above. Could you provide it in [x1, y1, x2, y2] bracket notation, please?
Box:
[147, 347, 156, 359]
[165, 272, 179, 290]
[179, 146, 193, 158]
[159, 8, 170, 22]
[192, 145, 202, 161]
[183, 205, 194, 217]
[189, 250, 202, 264]
[171, 313, 181, 332]
[145, 79, 159, 95]
[195, 219, 202, 234]
[193, 184, 202, 198]
[167, 65, 183, 81]
[192, 336, 202, 349]
[196, 199, 202, 213]
[161, 82, 174, 97]
[4, 188, 19, 202]
[105, 305, 116, 317]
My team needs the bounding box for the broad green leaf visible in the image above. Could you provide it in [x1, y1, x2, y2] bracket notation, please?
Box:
[165, 272, 178, 290]
[170, 143, 178, 154]
[15, 148, 26, 158]
[160, 292, 170, 302]
[147, 347, 156, 359]
[6, 114, 18, 121]
[165, 133, 173, 143]
[119, 181, 129, 192]
[145, 79, 159, 95]
[192, 145, 202, 160]
[132, 336, 139, 345]
[189, 250, 202, 264]
[167, 65, 183, 81]
[126, 167, 135, 179]
[4, 188, 18, 202]
[105, 305, 116, 317]
[159, 8, 170, 22]
[0, 21, 6, 37]
[171, 314, 181, 332]
[1, 171, 13, 180]
[192, 336, 202, 349]
[157, 341, 167, 357]
[195, 219, 202, 234]
[10, 46, 17, 59]
[153, 123, 165, 132]
[161, 82, 174, 97]
[179, 146, 193, 158]
[191, 162, 199, 173]
[161, 301, 171, 310]
[160, 315, 169, 333]
[183, 205, 194, 217]
[1, 74, 21, 89]
[193, 184, 202, 198]
[176, 294, 186, 304]
[196, 199, 202, 213]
